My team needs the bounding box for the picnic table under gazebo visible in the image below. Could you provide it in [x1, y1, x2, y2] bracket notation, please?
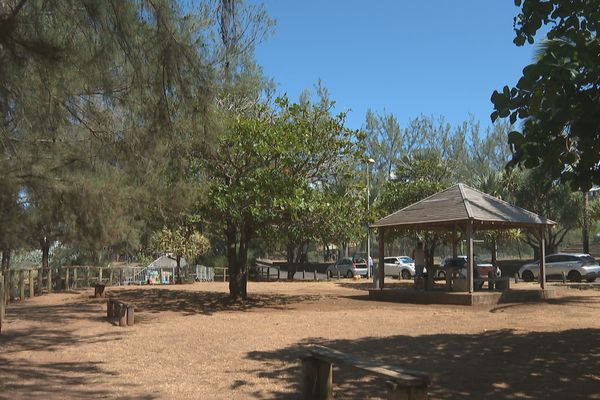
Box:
[369, 183, 556, 305]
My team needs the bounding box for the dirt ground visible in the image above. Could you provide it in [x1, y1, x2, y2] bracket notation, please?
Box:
[1, 280, 600, 399]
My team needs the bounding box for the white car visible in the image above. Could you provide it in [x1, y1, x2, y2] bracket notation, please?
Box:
[519, 253, 600, 283]
[383, 256, 415, 279]
[326, 257, 368, 278]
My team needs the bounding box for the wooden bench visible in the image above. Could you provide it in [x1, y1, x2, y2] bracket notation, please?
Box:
[106, 298, 135, 327]
[300, 345, 430, 400]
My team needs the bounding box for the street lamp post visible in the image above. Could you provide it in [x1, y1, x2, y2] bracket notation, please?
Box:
[366, 158, 375, 280]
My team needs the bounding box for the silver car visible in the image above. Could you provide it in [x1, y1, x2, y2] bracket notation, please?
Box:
[383, 256, 415, 279]
[326, 257, 368, 278]
[519, 253, 600, 283]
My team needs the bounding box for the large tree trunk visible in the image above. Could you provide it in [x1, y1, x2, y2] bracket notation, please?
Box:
[227, 221, 249, 302]
[286, 244, 297, 280]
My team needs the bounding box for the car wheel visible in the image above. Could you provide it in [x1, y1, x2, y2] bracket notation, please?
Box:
[346, 270, 354, 278]
[401, 270, 411, 280]
[567, 270, 582, 283]
[521, 270, 534, 282]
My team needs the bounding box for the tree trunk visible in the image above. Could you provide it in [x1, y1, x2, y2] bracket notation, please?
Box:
[175, 255, 182, 284]
[41, 239, 50, 293]
[227, 221, 249, 301]
[286, 244, 297, 280]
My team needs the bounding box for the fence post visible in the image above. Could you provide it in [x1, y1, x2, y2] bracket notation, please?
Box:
[277, 267, 280, 281]
[223, 268, 226, 282]
[19, 270, 25, 300]
[29, 270, 34, 298]
[65, 268, 70, 290]
[302, 269, 305, 280]
[314, 269, 317, 281]
[99, 267, 103, 283]
[37, 268, 43, 295]
[73, 268, 78, 289]
[85, 267, 90, 287]
[8, 270, 15, 301]
[267, 267, 271, 282]
[119, 268, 124, 286]
[47, 268, 52, 293]
[562, 271, 567, 284]
[109, 268, 114, 286]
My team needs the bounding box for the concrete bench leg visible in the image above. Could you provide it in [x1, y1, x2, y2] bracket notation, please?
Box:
[301, 355, 333, 400]
[126, 305, 135, 326]
[118, 303, 127, 327]
[386, 380, 428, 400]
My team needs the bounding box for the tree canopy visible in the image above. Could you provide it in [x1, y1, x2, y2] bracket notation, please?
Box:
[491, 0, 600, 190]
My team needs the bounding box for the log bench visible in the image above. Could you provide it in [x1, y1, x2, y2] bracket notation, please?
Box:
[300, 345, 431, 400]
[106, 298, 135, 327]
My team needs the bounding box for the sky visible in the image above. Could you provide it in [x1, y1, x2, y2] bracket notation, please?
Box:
[250, 1, 539, 133]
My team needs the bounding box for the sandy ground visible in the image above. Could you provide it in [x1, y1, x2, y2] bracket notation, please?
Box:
[1, 280, 600, 399]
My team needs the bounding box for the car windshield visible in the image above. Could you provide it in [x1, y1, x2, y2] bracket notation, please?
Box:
[581, 255, 597, 265]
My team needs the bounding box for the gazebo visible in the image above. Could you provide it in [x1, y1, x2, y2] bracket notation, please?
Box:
[371, 183, 556, 293]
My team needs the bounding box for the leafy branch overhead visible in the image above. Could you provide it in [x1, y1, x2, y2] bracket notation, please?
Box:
[491, 0, 600, 190]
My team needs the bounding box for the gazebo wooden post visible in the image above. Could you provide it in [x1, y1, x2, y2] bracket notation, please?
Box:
[466, 221, 474, 293]
[452, 226, 458, 258]
[377, 227, 385, 290]
[539, 227, 546, 290]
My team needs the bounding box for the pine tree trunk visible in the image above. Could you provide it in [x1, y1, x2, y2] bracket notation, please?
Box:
[41, 240, 50, 293]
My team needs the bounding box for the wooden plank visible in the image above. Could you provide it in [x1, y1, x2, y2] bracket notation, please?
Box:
[539, 227, 546, 290]
[308, 345, 430, 384]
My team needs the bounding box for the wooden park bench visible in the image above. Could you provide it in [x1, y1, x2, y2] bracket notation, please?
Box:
[106, 298, 135, 327]
[300, 345, 431, 400]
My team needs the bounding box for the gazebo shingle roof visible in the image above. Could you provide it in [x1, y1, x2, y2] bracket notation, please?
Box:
[371, 183, 556, 230]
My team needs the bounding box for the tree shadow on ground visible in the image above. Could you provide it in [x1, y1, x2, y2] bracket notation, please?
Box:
[0, 327, 154, 399]
[112, 288, 324, 316]
[0, 356, 156, 400]
[243, 328, 600, 400]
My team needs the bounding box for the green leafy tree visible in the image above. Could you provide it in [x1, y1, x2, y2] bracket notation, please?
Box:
[491, 0, 600, 190]
[506, 168, 583, 256]
[200, 97, 363, 300]
[151, 227, 210, 284]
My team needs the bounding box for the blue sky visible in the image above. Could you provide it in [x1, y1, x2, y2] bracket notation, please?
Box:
[251, 1, 539, 132]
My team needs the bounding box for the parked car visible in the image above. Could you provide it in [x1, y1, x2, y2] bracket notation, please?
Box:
[383, 256, 416, 279]
[518, 253, 600, 283]
[326, 257, 368, 278]
[436, 256, 501, 279]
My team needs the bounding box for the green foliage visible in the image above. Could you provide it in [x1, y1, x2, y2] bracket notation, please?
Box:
[492, 0, 600, 190]
[150, 227, 210, 262]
